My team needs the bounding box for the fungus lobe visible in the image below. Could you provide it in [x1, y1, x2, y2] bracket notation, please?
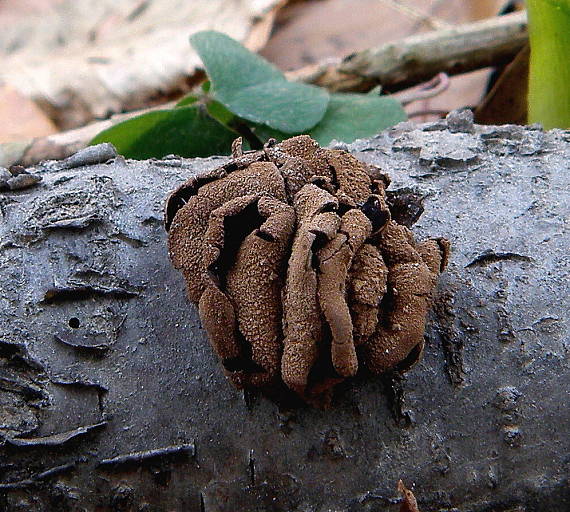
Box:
[166, 136, 449, 404]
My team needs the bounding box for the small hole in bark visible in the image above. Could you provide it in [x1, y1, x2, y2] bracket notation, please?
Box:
[68, 317, 81, 328]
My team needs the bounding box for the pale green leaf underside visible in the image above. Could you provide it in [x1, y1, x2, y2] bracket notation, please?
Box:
[309, 93, 406, 146]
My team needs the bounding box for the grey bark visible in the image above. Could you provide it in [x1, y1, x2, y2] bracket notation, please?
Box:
[0, 117, 568, 512]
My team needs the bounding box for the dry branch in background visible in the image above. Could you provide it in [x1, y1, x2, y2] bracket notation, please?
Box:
[289, 11, 527, 92]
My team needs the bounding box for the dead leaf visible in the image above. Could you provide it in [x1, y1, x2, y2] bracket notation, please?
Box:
[475, 44, 529, 125]
[0, 85, 57, 142]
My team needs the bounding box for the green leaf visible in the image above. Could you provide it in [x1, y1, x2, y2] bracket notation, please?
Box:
[191, 30, 329, 133]
[309, 93, 407, 146]
[527, 0, 570, 128]
[90, 106, 237, 159]
[175, 94, 199, 107]
[191, 31, 284, 90]
[218, 81, 329, 133]
[206, 100, 235, 125]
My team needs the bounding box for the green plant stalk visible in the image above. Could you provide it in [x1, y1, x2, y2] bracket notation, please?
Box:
[527, 0, 570, 129]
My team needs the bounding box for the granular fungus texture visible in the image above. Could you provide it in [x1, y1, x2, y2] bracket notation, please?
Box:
[166, 136, 449, 405]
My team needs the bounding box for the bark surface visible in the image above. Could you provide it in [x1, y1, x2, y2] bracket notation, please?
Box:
[0, 118, 568, 511]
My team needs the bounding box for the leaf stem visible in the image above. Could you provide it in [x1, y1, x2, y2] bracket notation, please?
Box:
[527, 0, 570, 128]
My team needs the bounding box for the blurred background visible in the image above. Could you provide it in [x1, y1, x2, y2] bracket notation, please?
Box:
[0, 0, 524, 143]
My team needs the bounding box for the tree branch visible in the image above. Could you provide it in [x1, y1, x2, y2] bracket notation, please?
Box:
[288, 11, 528, 92]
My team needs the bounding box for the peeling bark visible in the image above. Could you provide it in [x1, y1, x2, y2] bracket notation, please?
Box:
[0, 118, 568, 511]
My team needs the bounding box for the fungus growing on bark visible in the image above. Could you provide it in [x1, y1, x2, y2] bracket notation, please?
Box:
[166, 136, 449, 404]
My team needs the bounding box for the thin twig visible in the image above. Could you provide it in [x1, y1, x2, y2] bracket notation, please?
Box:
[395, 72, 450, 105]
[288, 11, 527, 93]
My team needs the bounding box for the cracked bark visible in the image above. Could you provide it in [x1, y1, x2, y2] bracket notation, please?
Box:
[0, 118, 568, 511]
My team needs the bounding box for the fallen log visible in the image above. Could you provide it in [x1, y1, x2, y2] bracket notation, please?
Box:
[0, 115, 568, 511]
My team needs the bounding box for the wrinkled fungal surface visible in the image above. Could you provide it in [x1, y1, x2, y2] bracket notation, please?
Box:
[165, 136, 449, 404]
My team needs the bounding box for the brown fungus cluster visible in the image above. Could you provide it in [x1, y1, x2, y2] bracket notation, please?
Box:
[165, 136, 449, 404]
